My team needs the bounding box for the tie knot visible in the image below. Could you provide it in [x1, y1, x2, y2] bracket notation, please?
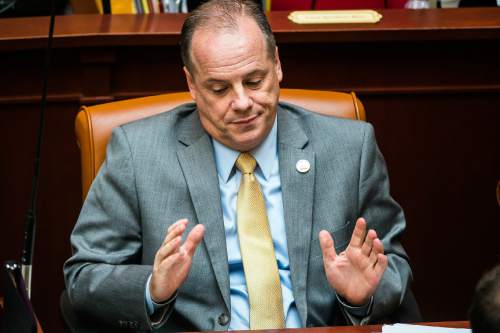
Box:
[235, 153, 257, 174]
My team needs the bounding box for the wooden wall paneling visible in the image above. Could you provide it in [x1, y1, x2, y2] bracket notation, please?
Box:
[0, 101, 82, 333]
[79, 48, 115, 102]
[362, 92, 500, 321]
[279, 40, 500, 93]
[111, 45, 187, 98]
[30, 102, 82, 331]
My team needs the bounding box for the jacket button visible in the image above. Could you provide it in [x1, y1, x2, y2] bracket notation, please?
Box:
[218, 313, 229, 326]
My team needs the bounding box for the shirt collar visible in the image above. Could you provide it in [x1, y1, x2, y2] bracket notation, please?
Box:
[212, 116, 278, 183]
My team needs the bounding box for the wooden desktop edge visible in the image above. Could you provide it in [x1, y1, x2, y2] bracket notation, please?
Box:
[183, 321, 470, 333]
[0, 296, 469, 332]
[1, 8, 500, 51]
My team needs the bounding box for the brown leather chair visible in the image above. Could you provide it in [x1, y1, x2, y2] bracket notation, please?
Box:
[64, 89, 421, 331]
[75, 89, 366, 201]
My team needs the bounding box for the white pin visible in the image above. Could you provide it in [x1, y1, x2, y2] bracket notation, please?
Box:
[296, 159, 310, 173]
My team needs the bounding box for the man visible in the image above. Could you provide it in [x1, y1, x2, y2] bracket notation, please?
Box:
[469, 264, 500, 333]
[64, 0, 412, 331]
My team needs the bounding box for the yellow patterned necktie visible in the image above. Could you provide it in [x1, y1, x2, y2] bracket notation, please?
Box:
[235, 152, 285, 329]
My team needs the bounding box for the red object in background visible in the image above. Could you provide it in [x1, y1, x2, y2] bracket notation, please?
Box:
[271, 0, 407, 10]
[316, 0, 386, 9]
[387, 0, 408, 7]
[272, 0, 312, 10]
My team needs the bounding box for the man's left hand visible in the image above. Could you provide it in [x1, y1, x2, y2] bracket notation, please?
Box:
[319, 218, 388, 306]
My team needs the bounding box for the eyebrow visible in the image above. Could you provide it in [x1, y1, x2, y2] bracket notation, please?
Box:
[204, 78, 227, 85]
[203, 69, 269, 86]
[244, 69, 268, 78]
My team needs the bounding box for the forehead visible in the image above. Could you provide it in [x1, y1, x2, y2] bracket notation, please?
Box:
[189, 17, 269, 77]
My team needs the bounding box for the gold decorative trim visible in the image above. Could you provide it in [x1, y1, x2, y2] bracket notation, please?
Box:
[288, 10, 382, 24]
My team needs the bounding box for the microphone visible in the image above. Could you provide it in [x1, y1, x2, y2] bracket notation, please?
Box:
[19, 0, 56, 299]
[2, 2, 55, 331]
[21, 213, 35, 299]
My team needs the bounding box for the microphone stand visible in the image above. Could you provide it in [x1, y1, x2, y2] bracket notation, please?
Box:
[20, 0, 56, 299]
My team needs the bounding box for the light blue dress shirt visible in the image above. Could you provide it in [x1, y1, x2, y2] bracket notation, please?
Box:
[145, 116, 371, 326]
[145, 118, 301, 328]
[211, 119, 302, 330]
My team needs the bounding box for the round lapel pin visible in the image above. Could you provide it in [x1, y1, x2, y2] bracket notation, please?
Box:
[296, 159, 310, 173]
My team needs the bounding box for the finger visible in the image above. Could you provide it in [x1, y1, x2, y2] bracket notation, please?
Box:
[167, 218, 188, 234]
[181, 224, 205, 257]
[368, 247, 378, 267]
[372, 237, 384, 256]
[361, 229, 376, 257]
[374, 253, 388, 277]
[156, 236, 182, 263]
[166, 220, 183, 235]
[164, 222, 187, 246]
[319, 230, 337, 261]
[156, 252, 186, 283]
[349, 218, 367, 248]
[369, 238, 384, 267]
[159, 251, 184, 270]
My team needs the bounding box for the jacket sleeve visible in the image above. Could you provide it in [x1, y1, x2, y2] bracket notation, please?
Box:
[63, 126, 167, 331]
[356, 123, 412, 324]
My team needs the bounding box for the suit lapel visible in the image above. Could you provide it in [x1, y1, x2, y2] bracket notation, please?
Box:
[176, 111, 230, 311]
[277, 107, 315, 324]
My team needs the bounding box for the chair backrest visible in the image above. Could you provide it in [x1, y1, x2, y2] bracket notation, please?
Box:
[75, 89, 366, 200]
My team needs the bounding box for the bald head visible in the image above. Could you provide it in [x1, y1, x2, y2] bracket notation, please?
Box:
[180, 0, 276, 75]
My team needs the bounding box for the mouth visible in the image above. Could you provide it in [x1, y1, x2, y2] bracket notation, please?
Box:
[231, 113, 259, 125]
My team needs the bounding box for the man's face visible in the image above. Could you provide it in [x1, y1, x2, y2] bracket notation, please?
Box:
[184, 17, 283, 152]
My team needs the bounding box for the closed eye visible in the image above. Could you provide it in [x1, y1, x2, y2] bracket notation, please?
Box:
[211, 86, 227, 94]
[245, 79, 262, 89]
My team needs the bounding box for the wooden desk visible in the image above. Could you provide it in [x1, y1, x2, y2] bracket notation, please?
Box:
[211, 322, 471, 333]
[0, 9, 498, 333]
[1, 8, 500, 48]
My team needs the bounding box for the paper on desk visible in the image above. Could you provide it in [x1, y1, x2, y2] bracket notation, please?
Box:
[382, 323, 471, 333]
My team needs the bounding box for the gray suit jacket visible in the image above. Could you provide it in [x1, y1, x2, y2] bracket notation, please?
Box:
[64, 102, 411, 332]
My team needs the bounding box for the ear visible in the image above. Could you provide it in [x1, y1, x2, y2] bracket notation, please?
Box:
[274, 47, 283, 83]
[183, 66, 197, 101]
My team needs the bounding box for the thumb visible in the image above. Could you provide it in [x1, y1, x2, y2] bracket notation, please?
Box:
[319, 230, 337, 262]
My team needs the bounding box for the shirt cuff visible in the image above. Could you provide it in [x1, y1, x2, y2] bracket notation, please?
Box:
[336, 294, 373, 324]
[145, 274, 177, 325]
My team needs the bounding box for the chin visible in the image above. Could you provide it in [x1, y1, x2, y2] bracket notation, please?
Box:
[227, 122, 271, 151]
[240, 135, 267, 151]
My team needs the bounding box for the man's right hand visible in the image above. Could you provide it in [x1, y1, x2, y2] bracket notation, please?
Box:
[150, 219, 205, 303]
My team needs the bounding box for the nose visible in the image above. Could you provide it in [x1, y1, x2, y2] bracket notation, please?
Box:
[231, 87, 253, 112]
